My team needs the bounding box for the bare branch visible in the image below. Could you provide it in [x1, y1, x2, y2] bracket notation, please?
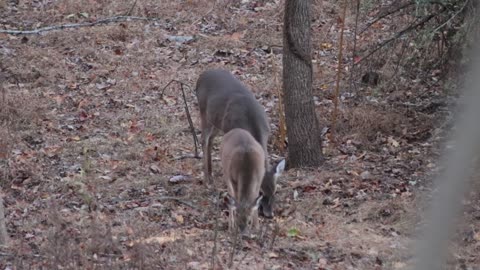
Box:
[211, 186, 221, 269]
[0, 16, 160, 35]
[161, 79, 200, 158]
[0, 197, 8, 246]
[125, 0, 138, 16]
[433, 0, 470, 32]
[156, 196, 199, 209]
[349, 0, 361, 92]
[330, 0, 348, 144]
[357, 12, 441, 65]
[359, 1, 415, 35]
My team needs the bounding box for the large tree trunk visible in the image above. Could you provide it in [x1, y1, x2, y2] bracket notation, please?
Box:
[283, 0, 323, 167]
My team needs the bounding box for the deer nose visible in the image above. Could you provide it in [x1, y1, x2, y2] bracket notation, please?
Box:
[263, 211, 274, 219]
[261, 207, 274, 219]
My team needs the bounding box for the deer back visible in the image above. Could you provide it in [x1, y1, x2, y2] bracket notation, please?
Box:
[195, 69, 270, 148]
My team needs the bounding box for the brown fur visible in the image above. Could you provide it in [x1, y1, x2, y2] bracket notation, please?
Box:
[221, 129, 264, 233]
[196, 69, 282, 218]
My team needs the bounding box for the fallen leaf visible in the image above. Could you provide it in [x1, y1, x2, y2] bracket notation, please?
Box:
[150, 164, 161, 174]
[169, 175, 190, 183]
[321, 43, 333, 49]
[388, 136, 400, 147]
[267, 252, 279, 258]
[173, 213, 184, 224]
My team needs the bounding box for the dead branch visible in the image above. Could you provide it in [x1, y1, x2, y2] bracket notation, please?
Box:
[0, 16, 160, 35]
[359, 1, 415, 35]
[349, 0, 361, 92]
[234, 249, 249, 270]
[161, 79, 200, 158]
[156, 196, 198, 209]
[170, 153, 202, 161]
[0, 197, 8, 246]
[269, 221, 280, 250]
[191, 0, 217, 27]
[356, 11, 441, 65]
[125, 0, 138, 16]
[179, 82, 200, 158]
[211, 192, 220, 269]
[330, 0, 348, 144]
[433, 0, 470, 32]
[228, 227, 240, 268]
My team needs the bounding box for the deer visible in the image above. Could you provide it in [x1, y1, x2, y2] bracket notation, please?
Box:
[195, 69, 285, 219]
[221, 128, 264, 233]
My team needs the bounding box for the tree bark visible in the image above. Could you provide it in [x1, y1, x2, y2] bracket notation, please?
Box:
[283, 0, 323, 167]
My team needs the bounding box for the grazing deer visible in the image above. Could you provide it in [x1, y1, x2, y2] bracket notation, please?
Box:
[195, 69, 285, 218]
[221, 128, 264, 233]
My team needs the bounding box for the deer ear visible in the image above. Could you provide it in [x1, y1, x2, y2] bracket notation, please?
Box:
[252, 194, 263, 211]
[274, 159, 286, 178]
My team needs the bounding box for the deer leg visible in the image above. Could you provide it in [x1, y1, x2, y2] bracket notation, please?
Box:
[202, 126, 215, 184]
[252, 211, 259, 231]
[229, 208, 235, 232]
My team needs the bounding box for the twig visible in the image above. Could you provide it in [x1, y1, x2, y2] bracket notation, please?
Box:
[125, 0, 138, 16]
[356, 11, 441, 65]
[0, 251, 45, 258]
[433, 0, 470, 33]
[359, 1, 415, 35]
[349, 0, 361, 92]
[385, 38, 408, 91]
[0, 16, 160, 35]
[269, 221, 280, 250]
[234, 249, 249, 270]
[156, 196, 199, 209]
[330, 0, 348, 144]
[0, 197, 8, 246]
[271, 52, 286, 152]
[191, 0, 217, 27]
[179, 82, 200, 158]
[170, 153, 202, 161]
[211, 185, 221, 269]
[160, 80, 176, 98]
[228, 227, 240, 268]
[161, 79, 200, 158]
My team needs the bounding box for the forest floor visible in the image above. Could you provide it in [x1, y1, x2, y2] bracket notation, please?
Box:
[1, 0, 479, 269]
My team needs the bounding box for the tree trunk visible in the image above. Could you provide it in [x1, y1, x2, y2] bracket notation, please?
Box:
[283, 0, 323, 167]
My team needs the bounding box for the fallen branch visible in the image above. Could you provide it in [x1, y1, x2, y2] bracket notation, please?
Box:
[0, 15, 160, 35]
[0, 251, 45, 258]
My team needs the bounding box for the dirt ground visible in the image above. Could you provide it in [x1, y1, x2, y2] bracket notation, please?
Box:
[1, 0, 479, 269]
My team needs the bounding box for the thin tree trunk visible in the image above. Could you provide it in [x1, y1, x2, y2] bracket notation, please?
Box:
[283, 0, 323, 167]
[0, 197, 8, 246]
